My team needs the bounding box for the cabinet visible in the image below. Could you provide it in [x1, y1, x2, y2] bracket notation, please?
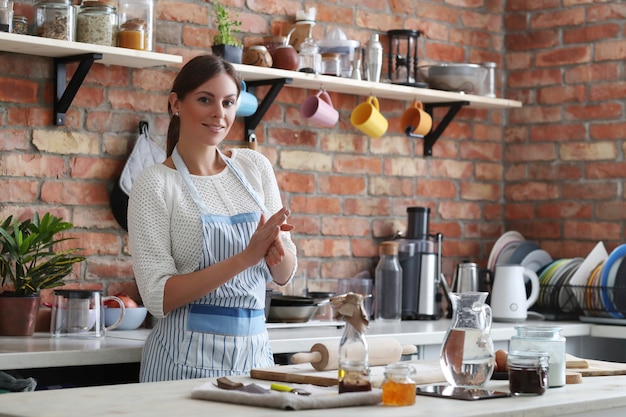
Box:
[0, 31, 182, 125]
[232, 63, 522, 156]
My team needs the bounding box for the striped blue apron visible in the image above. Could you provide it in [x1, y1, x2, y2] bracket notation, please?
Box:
[139, 146, 274, 382]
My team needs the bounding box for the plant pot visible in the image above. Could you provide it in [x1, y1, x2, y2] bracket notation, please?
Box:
[211, 44, 243, 64]
[0, 292, 41, 336]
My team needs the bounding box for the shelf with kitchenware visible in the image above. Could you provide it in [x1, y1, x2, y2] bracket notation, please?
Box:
[232, 63, 523, 156]
[0, 31, 183, 126]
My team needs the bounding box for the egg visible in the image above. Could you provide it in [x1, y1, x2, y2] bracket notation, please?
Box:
[495, 349, 508, 372]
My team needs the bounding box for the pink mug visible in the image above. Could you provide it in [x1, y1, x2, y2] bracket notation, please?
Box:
[300, 90, 339, 127]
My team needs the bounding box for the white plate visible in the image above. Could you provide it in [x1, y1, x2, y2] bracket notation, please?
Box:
[508, 241, 541, 265]
[521, 249, 553, 273]
[487, 231, 524, 271]
[569, 241, 608, 287]
[495, 240, 523, 266]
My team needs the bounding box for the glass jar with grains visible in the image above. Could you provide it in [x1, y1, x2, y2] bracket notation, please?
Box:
[77, 0, 117, 46]
[35, 0, 76, 41]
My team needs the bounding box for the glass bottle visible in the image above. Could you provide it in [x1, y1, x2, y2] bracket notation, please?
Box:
[338, 321, 371, 393]
[35, 0, 76, 41]
[509, 325, 566, 388]
[365, 33, 383, 82]
[374, 241, 402, 322]
[77, 1, 117, 46]
[117, 0, 154, 51]
[12, 16, 28, 34]
[382, 362, 417, 406]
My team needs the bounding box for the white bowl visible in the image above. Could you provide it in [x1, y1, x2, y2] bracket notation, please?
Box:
[104, 307, 148, 330]
[418, 63, 488, 94]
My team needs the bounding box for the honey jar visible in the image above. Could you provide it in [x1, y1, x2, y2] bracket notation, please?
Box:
[381, 362, 416, 406]
[117, 0, 153, 51]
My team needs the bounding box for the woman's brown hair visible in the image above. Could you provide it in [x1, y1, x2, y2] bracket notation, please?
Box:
[166, 55, 242, 156]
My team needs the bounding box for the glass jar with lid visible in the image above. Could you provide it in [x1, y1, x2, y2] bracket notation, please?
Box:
[12, 16, 28, 35]
[321, 52, 341, 77]
[77, 1, 117, 46]
[117, 0, 154, 51]
[381, 362, 417, 406]
[507, 351, 550, 396]
[35, 0, 76, 41]
[508, 325, 565, 388]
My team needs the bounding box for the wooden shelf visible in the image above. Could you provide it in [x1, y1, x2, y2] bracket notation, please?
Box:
[0, 32, 182, 68]
[232, 63, 522, 110]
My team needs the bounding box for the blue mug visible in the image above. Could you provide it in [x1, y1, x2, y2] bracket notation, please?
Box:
[236, 81, 258, 117]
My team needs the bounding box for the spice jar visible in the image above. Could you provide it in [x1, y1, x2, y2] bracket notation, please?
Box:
[12, 15, 28, 35]
[382, 363, 417, 406]
[509, 325, 566, 388]
[77, 1, 117, 46]
[35, 0, 76, 41]
[507, 351, 550, 396]
[118, 0, 153, 51]
[321, 53, 341, 77]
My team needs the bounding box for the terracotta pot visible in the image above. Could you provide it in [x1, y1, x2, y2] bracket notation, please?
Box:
[271, 45, 299, 70]
[0, 293, 40, 336]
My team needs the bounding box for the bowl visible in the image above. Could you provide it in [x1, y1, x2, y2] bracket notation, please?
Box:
[418, 63, 488, 94]
[104, 307, 148, 330]
[267, 305, 320, 323]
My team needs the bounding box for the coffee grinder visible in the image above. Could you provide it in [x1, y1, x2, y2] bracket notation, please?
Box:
[396, 207, 443, 320]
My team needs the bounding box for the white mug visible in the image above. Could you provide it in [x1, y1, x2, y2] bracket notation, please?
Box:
[491, 264, 540, 322]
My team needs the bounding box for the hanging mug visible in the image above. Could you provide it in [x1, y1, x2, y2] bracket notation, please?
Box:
[236, 81, 258, 117]
[350, 96, 388, 138]
[300, 90, 339, 127]
[400, 100, 432, 137]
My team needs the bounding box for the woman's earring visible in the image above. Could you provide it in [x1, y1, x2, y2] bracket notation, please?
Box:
[174, 112, 180, 117]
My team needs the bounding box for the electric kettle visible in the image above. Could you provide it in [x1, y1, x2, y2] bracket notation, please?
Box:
[51, 289, 125, 337]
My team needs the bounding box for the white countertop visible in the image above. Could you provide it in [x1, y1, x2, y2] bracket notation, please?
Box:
[0, 320, 597, 371]
[0, 373, 625, 417]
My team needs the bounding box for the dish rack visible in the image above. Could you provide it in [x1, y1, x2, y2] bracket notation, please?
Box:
[532, 284, 626, 320]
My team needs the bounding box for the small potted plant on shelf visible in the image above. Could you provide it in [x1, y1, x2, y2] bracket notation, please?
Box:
[211, 2, 243, 64]
[0, 212, 86, 336]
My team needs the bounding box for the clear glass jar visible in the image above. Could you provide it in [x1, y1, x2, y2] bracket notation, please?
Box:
[12, 16, 28, 34]
[509, 325, 565, 387]
[382, 362, 416, 406]
[77, 0, 117, 46]
[117, 0, 154, 51]
[297, 36, 321, 74]
[507, 351, 550, 396]
[35, 0, 76, 41]
[321, 52, 341, 77]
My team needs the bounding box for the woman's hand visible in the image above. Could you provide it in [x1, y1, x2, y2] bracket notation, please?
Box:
[244, 208, 293, 267]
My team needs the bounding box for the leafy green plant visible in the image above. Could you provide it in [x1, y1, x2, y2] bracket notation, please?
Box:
[0, 213, 85, 296]
[212, 3, 242, 47]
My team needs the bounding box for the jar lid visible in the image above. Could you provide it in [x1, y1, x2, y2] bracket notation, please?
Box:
[121, 18, 147, 30]
[321, 52, 341, 59]
[380, 241, 399, 255]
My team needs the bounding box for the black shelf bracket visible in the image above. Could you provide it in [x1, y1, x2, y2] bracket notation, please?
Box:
[243, 77, 292, 144]
[54, 53, 103, 126]
[414, 100, 470, 156]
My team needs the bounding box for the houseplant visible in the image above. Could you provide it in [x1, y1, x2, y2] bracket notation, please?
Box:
[210, 3, 243, 64]
[0, 212, 85, 336]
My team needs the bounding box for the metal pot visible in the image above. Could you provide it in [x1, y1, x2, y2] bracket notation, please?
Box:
[267, 305, 320, 323]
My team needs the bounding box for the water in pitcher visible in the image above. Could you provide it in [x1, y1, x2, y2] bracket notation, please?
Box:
[440, 293, 495, 387]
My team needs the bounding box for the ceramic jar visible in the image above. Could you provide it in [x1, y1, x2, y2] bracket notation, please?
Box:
[242, 45, 273, 67]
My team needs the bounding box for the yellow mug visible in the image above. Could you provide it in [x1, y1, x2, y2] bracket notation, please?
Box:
[350, 96, 388, 138]
[401, 100, 432, 137]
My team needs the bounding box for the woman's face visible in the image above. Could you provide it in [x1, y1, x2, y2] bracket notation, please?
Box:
[170, 72, 239, 148]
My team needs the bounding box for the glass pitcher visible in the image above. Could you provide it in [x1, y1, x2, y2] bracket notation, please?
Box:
[440, 292, 495, 387]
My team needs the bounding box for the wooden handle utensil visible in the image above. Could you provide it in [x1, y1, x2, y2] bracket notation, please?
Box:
[289, 337, 418, 371]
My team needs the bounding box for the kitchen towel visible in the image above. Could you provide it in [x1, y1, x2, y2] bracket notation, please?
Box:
[191, 381, 382, 410]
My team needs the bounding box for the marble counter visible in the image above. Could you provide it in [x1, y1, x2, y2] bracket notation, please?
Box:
[0, 321, 594, 371]
[0, 372, 625, 417]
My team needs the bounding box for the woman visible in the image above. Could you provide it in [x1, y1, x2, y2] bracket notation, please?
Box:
[128, 55, 297, 382]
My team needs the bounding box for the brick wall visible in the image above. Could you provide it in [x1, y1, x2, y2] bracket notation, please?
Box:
[0, 0, 624, 303]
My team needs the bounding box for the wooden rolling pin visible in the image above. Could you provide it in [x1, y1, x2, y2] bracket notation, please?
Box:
[290, 338, 418, 371]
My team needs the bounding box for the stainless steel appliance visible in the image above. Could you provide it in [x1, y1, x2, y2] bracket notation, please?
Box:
[396, 207, 443, 320]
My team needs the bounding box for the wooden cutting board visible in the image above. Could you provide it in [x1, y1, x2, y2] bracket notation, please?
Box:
[251, 359, 446, 387]
[571, 359, 626, 377]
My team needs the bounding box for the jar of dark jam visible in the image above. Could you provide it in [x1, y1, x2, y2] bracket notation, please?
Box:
[507, 351, 550, 396]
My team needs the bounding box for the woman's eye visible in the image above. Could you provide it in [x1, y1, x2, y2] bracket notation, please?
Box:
[198, 96, 211, 104]
[224, 99, 236, 107]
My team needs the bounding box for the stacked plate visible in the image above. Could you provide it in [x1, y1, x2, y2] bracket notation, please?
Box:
[488, 231, 553, 274]
[534, 258, 583, 315]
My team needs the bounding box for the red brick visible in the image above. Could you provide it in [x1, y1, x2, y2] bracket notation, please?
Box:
[321, 217, 371, 237]
[536, 202, 591, 219]
[299, 238, 352, 257]
[317, 175, 366, 195]
[276, 172, 315, 193]
[290, 196, 342, 215]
